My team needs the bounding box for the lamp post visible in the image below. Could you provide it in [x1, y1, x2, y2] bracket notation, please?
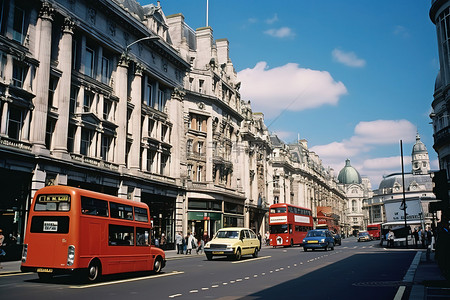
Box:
[125, 35, 159, 54]
[400, 140, 408, 247]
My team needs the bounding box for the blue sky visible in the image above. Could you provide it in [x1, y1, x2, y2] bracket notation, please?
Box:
[144, 0, 439, 188]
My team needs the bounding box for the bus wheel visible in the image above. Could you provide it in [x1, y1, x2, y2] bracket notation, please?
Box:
[153, 257, 163, 273]
[290, 239, 294, 247]
[87, 260, 101, 282]
[38, 273, 53, 281]
[252, 247, 259, 258]
[235, 248, 242, 261]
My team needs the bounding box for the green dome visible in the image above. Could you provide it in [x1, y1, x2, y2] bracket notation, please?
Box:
[338, 159, 362, 184]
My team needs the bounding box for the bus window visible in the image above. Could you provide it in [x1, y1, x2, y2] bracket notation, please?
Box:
[136, 227, 150, 246]
[270, 207, 286, 214]
[35, 194, 71, 211]
[109, 224, 134, 246]
[30, 216, 70, 233]
[110, 202, 133, 220]
[81, 197, 109, 217]
[270, 224, 288, 234]
[134, 207, 149, 222]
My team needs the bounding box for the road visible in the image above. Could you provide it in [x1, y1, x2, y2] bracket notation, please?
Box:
[1, 238, 418, 300]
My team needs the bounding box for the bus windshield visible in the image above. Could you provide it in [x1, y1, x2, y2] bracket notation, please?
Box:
[270, 224, 288, 234]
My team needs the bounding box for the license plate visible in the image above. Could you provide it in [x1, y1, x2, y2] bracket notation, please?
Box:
[212, 251, 224, 254]
[307, 240, 318, 243]
[43, 221, 58, 232]
[37, 268, 53, 273]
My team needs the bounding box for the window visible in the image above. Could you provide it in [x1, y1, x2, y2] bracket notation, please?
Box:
[45, 119, 55, 150]
[103, 99, 111, 120]
[81, 196, 108, 217]
[197, 117, 203, 131]
[134, 207, 149, 222]
[136, 227, 150, 246]
[197, 141, 203, 154]
[100, 135, 111, 161]
[274, 196, 279, 204]
[157, 89, 165, 111]
[109, 224, 134, 246]
[148, 119, 155, 137]
[85, 47, 94, 77]
[110, 202, 133, 220]
[161, 125, 168, 142]
[196, 165, 202, 181]
[12, 62, 25, 88]
[160, 154, 168, 175]
[7, 106, 23, 139]
[83, 91, 93, 112]
[70, 85, 78, 114]
[199, 79, 204, 93]
[145, 77, 154, 107]
[67, 125, 76, 152]
[48, 76, 58, 108]
[101, 56, 110, 84]
[0, 0, 5, 34]
[147, 149, 156, 172]
[187, 164, 192, 179]
[80, 128, 93, 156]
[13, 6, 25, 43]
[187, 139, 193, 154]
[352, 200, 357, 212]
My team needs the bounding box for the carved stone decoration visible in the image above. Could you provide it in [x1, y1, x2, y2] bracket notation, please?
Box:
[118, 53, 129, 67]
[107, 20, 116, 36]
[63, 17, 75, 35]
[172, 88, 185, 101]
[134, 63, 144, 76]
[39, 1, 55, 21]
[197, 102, 205, 110]
[162, 59, 168, 72]
[87, 7, 96, 26]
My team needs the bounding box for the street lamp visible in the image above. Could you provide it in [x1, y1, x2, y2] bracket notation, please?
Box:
[125, 35, 160, 54]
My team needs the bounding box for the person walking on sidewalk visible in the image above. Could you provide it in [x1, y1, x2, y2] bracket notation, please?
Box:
[175, 231, 183, 254]
[186, 232, 193, 255]
[413, 228, 419, 247]
[0, 229, 5, 269]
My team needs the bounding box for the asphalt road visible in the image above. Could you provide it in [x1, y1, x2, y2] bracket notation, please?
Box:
[0, 238, 417, 300]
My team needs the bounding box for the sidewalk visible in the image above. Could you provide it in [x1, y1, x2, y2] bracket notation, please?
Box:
[408, 251, 450, 300]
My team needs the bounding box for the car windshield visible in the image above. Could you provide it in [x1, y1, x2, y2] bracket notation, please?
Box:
[216, 230, 239, 239]
[306, 230, 326, 237]
[359, 232, 368, 236]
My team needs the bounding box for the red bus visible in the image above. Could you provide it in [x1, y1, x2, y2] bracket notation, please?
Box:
[367, 223, 381, 240]
[269, 203, 313, 247]
[21, 186, 165, 282]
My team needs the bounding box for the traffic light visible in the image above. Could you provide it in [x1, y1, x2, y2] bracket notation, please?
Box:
[432, 170, 449, 212]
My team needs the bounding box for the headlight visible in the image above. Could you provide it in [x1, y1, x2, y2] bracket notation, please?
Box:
[226, 244, 233, 249]
[205, 243, 210, 248]
[302, 239, 306, 243]
[320, 239, 325, 243]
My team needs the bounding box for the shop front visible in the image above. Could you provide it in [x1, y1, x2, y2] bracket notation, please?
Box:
[187, 211, 222, 240]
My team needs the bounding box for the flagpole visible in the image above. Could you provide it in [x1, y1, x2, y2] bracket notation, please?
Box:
[400, 140, 408, 247]
[206, 0, 209, 27]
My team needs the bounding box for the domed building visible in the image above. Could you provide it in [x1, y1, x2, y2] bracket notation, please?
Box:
[337, 159, 373, 236]
[368, 133, 436, 229]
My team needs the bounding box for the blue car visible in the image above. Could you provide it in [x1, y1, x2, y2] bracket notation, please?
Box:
[302, 229, 335, 251]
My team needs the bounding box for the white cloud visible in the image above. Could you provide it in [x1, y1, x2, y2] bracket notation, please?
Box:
[237, 62, 347, 118]
[310, 119, 418, 188]
[265, 14, 279, 24]
[264, 27, 295, 38]
[393, 25, 410, 38]
[332, 48, 366, 68]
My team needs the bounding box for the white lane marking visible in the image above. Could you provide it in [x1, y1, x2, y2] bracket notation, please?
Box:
[231, 256, 271, 264]
[70, 271, 184, 289]
[0, 272, 32, 278]
[212, 285, 219, 288]
[236, 279, 242, 282]
[189, 290, 198, 293]
[245, 277, 250, 280]
[201, 287, 209, 291]
[169, 294, 182, 298]
[393, 286, 406, 300]
[222, 282, 228, 285]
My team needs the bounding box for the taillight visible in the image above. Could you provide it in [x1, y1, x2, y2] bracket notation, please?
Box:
[67, 245, 75, 266]
[21, 244, 28, 263]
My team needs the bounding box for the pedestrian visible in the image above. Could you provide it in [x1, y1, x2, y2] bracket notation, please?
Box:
[426, 227, 433, 248]
[421, 228, 426, 248]
[387, 230, 395, 247]
[160, 233, 166, 250]
[197, 236, 205, 254]
[257, 232, 262, 248]
[175, 231, 183, 254]
[192, 233, 199, 254]
[265, 231, 270, 246]
[186, 232, 193, 255]
[413, 228, 419, 247]
[155, 237, 160, 248]
[0, 229, 5, 269]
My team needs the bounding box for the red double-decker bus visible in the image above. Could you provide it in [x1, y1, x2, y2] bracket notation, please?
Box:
[21, 186, 165, 282]
[367, 223, 381, 240]
[269, 203, 313, 247]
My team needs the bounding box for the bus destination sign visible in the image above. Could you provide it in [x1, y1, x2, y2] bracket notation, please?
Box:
[38, 195, 70, 203]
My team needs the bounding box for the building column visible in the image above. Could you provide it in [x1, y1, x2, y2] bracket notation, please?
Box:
[30, 2, 54, 153]
[129, 63, 143, 170]
[53, 18, 74, 158]
[0, 101, 8, 135]
[206, 116, 213, 182]
[114, 54, 129, 167]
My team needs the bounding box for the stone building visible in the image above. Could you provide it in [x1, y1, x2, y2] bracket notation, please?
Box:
[367, 133, 436, 228]
[429, 0, 450, 216]
[337, 159, 373, 235]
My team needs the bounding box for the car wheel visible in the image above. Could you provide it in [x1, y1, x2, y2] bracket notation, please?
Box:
[87, 259, 101, 282]
[303, 247, 308, 252]
[331, 243, 335, 250]
[153, 256, 163, 274]
[252, 247, 259, 258]
[324, 244, 328, 251]
[206, 254, 213, 261]
[235, 248, 242, 261]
